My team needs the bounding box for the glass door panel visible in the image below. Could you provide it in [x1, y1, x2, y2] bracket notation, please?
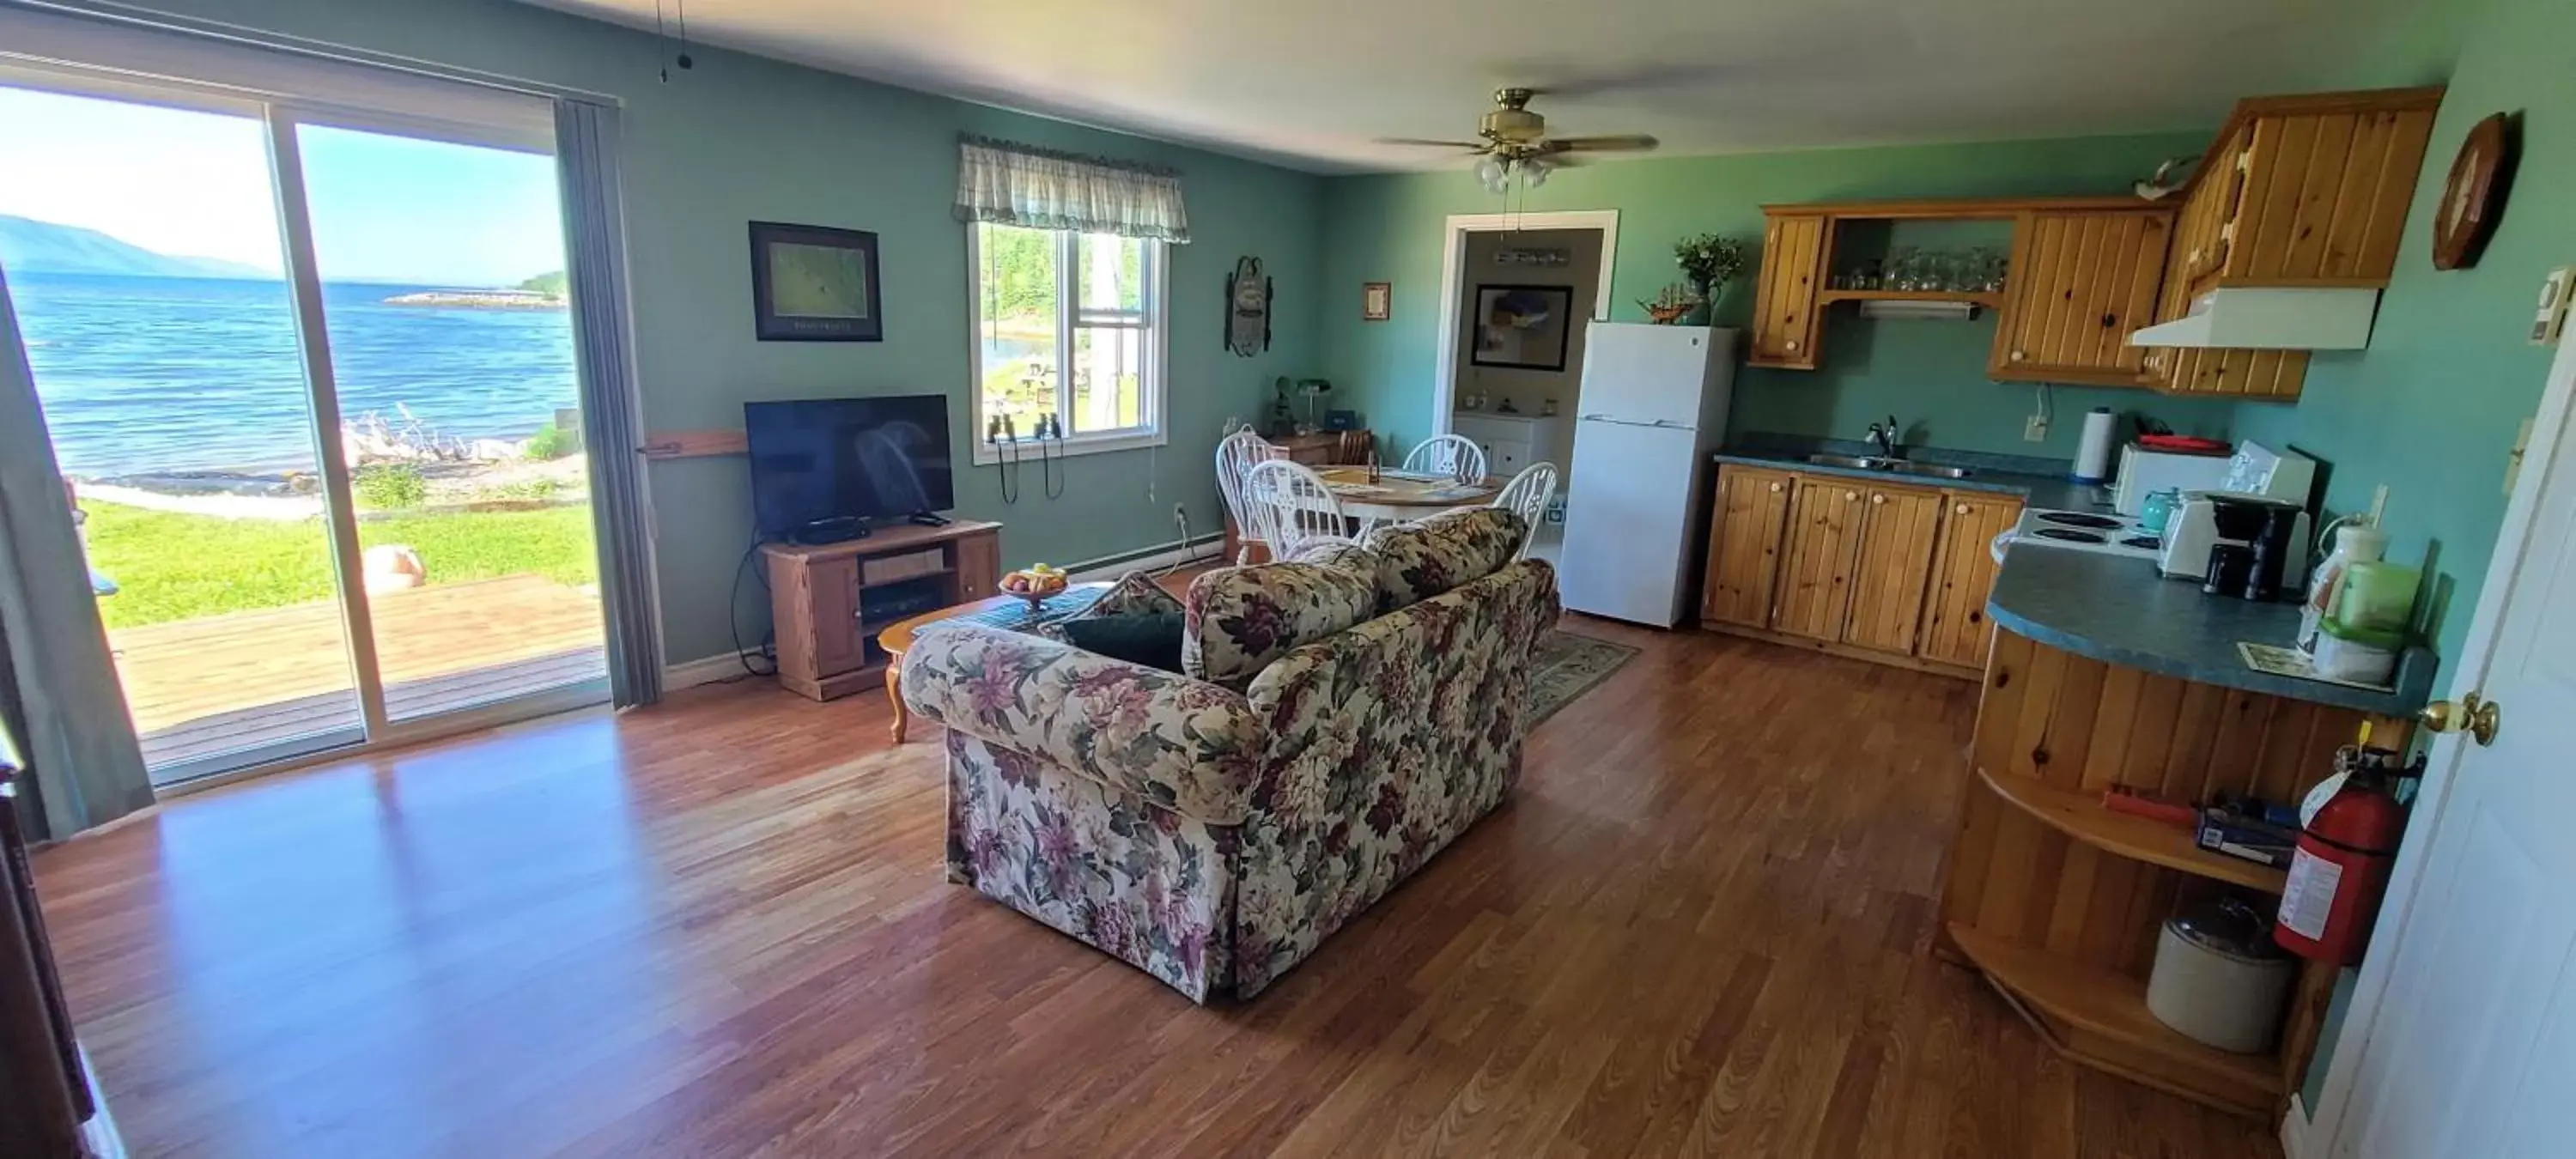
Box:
[0, 83, 364, 782]
[289, 122, 605, 723]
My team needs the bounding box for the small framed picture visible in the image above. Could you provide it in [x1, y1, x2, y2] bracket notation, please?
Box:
[1361, 281, 1392, 321]
[1470, 283, 1574, 372]
[749, 221, 883, 342]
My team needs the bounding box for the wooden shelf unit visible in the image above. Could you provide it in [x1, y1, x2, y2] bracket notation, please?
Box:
[1947, 923, 2284, 1116]
[1976, 767, 2288, 894]
[1936, 627, 2416, 1117]
[1814, 288, 2007, 308]
[762, 521, 1001, 701]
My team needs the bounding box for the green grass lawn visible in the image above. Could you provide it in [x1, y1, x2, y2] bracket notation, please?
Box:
[82, 501, 599, 630]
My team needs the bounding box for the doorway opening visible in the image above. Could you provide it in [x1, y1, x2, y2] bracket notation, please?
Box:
[1430, 210, 1616, 564]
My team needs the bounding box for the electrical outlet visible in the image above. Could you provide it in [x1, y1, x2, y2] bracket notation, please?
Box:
[2025, 415, 2050, 442]
[2534, 268, 2573, 345]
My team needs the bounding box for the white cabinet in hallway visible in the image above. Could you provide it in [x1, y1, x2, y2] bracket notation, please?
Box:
[1449, 411, 1564, 481]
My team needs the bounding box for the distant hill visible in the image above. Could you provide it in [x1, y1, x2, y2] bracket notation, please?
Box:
[0, 214, 275, 280]
[518, 270, 567, 296]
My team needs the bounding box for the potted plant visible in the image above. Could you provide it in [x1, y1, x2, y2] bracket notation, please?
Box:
[1674, 234, 1747, 323]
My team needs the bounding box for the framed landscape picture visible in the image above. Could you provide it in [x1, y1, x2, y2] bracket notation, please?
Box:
[1470, 283, 1573, 372]
[749, 221, 882, 341]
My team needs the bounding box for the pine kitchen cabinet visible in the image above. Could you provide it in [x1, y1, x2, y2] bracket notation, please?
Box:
[1917, 493, 2025, 669]
[1770, 476, 1867, 641]
[1989, 208, 2175, 387]
[1747, 212, 1829, 368]
[1839, 484, 1948, 655]
[1699, 464, 1796, 628]
[2144, 87, 2445, 400]
[1699, 463, 2020, 678]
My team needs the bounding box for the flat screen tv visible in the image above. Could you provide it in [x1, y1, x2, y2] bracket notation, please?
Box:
[744, 395, 955, 539]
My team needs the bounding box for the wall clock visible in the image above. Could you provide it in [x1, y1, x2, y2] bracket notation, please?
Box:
[2433, 112, 2516, 271]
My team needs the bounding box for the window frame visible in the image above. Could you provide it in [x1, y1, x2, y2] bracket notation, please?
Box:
[965, 223, 1169, 466]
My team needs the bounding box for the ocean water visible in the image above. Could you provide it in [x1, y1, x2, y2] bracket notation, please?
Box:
[9, 271, 577, 477]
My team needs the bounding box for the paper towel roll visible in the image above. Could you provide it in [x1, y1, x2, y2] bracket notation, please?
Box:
[2073, 407, 2117, 482]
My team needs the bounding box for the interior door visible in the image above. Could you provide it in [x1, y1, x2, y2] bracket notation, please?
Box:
[2331, 345, 2576, 1156]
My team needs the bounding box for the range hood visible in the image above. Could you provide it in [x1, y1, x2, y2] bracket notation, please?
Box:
[2128, 287, 2382, 350]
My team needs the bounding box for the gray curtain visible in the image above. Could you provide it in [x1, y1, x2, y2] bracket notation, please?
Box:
[0, 267, 155, 840]
[555, 99, 663, 707]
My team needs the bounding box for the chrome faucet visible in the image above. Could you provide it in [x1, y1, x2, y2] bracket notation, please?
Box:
[1865, 415, 1904, 458]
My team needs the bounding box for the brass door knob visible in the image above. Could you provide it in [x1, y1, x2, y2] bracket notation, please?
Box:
[2421, 693, 2501, 746]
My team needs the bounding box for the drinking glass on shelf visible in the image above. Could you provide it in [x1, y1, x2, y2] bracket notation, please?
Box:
[1981, 248, 2010, 292]
[1854, 259, 1881, 291]
[1886, 247, 1918, 292]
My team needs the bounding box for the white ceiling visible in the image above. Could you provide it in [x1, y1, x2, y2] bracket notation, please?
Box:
[516, 0, 2437, 173]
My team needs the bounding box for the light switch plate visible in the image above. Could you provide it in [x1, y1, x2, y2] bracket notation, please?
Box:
[2533, 267, 2573, 345]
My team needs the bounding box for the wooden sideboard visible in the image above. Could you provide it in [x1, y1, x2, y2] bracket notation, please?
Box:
[762, 520, 1001, 701]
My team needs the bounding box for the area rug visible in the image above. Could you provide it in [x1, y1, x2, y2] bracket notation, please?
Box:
[1528, 630, 1638, 725]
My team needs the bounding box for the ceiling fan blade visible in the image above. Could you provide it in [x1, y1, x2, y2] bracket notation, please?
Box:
[1517, 64, 1735, 100]
[1547, 135, 1660, 154]
[1374, 137, 1488, 150]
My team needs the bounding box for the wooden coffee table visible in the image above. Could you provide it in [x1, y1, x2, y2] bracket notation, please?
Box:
[877, 582, 1110, 744]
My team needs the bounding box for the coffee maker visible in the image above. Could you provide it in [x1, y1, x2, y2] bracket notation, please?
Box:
[2159, 493, 2312, 598]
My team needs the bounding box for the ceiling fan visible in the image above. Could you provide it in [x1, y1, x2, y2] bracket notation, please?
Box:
[1380, 88, 1660, 192]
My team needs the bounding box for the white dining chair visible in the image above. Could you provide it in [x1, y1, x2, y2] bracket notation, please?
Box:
[1402, 434, 1487, 484]
[1490, 462, 1560, 561]
[1240, 458, 1351, 563]
[1215, 428, 1282, 564]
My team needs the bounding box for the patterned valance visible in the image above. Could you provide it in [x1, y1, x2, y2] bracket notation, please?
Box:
[954, 135, 1190, 244]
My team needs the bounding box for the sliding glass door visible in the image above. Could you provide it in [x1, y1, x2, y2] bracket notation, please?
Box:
[0, 67, 606, 786]
[291, 122, 606, 725]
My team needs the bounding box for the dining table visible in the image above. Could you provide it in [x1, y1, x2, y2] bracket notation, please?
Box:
[1313, 465, 1503, 524]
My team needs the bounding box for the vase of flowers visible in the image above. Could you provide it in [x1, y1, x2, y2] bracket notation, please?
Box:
[1674, 234, 1747, 324]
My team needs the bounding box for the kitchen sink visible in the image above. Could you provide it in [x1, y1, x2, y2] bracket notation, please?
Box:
[1802, 452, 1975, 480]
[1805, 452, 1897, 470]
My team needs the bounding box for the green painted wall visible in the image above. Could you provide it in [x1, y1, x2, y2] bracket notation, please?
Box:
[1317, 131, 2246, 462]
[2246, 0, 2570, 1117]
[111, 0, 1323, 664]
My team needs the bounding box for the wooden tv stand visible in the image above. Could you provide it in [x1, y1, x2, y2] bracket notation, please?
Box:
[761, 520, 1001, 701]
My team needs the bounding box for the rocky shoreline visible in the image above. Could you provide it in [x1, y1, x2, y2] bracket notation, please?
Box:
[382, 289, 566, 310]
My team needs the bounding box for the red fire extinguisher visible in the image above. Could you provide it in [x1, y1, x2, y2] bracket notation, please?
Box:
[2275, 734, 2410, 965]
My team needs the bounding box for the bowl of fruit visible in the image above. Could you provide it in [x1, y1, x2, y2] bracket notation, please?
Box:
[999, 563, 1069, 615]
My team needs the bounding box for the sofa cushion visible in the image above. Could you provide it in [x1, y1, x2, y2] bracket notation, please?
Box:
[1182, 561, 1377, 689]
[1359, 507, 1527, 611]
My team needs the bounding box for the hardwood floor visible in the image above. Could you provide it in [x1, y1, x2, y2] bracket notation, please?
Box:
[30, 619, 2282, 1158]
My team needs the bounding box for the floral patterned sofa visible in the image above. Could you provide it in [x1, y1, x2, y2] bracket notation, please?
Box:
[899, 508, 1560, 1002]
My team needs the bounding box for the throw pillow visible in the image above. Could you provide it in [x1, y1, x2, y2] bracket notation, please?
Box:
[1057, 610, 1186, 672]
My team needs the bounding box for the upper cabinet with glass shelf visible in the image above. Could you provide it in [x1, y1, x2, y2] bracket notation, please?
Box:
[1740, 86, 2446, 403]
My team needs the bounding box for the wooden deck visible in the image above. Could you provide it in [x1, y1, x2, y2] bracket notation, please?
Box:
[106, 574, 606, 773]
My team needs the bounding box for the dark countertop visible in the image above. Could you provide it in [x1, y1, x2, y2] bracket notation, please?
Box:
[1710, 448, 2109, 512]
[1985, 548, 2439, 716]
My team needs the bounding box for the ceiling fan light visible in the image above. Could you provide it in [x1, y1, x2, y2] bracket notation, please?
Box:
[1473, 155, 1505, 186]
[1523, 159, 1552, 188]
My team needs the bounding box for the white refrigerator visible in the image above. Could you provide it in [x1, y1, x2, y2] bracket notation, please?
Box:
[1557, 324, 1739, 626]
